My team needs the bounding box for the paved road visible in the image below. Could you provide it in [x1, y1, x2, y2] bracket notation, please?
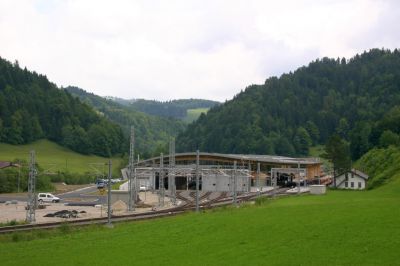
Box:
[58, 186, 107, 204]
[0, 185, 107, 205]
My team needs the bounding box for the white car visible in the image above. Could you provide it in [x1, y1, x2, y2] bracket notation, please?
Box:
[139, 186, 148, 192]
[37, 193, 60, 203]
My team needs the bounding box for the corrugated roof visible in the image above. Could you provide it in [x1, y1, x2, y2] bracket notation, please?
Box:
[138, 152, 321, 165]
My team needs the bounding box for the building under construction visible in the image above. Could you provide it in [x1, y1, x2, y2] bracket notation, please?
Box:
[124, 152, 322, 193]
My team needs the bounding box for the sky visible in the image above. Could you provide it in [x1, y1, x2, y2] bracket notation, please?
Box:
[0, 0, 399, 101]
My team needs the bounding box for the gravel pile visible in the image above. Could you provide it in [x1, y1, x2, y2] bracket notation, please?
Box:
[44, 210, 86, 218]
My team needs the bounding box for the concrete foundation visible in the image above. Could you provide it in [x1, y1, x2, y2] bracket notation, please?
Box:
[310, 185, 326, 194]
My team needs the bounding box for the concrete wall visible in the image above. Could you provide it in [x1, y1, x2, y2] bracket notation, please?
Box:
[110, 190, 129, 205]
[202, 174, 249, 192]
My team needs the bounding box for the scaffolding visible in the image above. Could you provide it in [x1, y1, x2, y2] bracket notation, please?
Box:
[134, 164, 251, 193]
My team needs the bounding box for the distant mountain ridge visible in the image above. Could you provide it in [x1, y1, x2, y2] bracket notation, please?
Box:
[106, 96, 220, 120]
[66, 86, 186, 157]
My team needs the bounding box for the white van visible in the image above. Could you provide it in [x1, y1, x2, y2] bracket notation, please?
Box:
[37, 193, 60, 203]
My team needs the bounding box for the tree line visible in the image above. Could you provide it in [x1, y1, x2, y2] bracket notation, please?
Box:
[110, 97, 219, 120]
[0, 58, 124, 157]
[177, 48, 400, 171]
[66, 86, 186, 158]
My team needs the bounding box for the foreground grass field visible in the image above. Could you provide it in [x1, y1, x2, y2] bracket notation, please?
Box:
[1, 175, 399, 265]
[0, 139, 123, 174]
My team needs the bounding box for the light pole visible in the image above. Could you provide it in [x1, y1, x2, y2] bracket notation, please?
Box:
[195, 150, 200, 212]
[106, 160, 113, 228]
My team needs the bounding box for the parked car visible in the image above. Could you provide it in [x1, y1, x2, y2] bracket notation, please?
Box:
[37, 193, 60, 203]
[96, 180, 105, 189]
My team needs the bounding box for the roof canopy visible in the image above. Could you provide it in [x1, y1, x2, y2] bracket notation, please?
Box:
[137, 152, 321, 166]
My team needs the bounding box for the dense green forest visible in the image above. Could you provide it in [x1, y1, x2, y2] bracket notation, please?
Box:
[0, 57, 124, 157]
[109, 97, 219, 119]
[66, 86, 186, 157]
[177, 49, 400, 163]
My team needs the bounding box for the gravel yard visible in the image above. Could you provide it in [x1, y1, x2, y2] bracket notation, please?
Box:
[0, 191, 173, 224]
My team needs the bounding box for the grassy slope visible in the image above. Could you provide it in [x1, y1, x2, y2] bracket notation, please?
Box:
[184, 108, 209, 123]
[1, 148, 400, 265]
[0, 139, 123, 174]
[355, 146, 400, 189]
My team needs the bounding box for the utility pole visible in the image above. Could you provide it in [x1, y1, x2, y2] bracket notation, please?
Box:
[26, 150, 36, 223]
[248, 162, 251, 193]
[297, 162, 301, 195]
[272, 170, 276, 198]
[233, 161, 237, 206]
[257, 163, 261, 198]
[17, 160, 21, 193]
[159, 153, 165, 207]
[128, 126, 135, 211]
[107, 160, 113, 228]
[195, 150, 200, 212]
[169, 138, 176, 205]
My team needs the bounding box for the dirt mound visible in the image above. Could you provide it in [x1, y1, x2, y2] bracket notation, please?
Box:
[112, 200, 127, 211]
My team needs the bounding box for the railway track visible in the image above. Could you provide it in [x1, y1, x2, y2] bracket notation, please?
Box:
[0, 188, 292, 234]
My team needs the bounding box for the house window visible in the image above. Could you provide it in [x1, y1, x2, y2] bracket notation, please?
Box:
[345, 182, 348, 188]
[351, 182, 354, 188]
[358, 182, 362, 188]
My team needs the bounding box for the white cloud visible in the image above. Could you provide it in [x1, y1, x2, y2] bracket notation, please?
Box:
[0, 0, 399, 101]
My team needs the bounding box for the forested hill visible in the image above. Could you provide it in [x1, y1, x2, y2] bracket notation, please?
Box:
[177, 48, 400, 160]
[0, 57, 124, 157]
[108, 97, 220, 120]
[66, 86, 186, 158]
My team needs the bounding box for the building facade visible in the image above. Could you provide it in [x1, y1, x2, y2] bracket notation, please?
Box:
[334, 169, 369, 190]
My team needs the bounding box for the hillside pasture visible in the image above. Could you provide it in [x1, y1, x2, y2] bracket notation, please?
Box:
[184, 108, 209, 123]
[0, 139, 123, 175]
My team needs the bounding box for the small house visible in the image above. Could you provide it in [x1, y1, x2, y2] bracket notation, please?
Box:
[334, 169, 369, 190]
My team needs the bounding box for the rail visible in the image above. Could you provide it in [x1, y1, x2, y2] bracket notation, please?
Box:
[0, 188, 292, 234]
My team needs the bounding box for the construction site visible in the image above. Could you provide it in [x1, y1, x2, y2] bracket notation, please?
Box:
[114, 127, 324, 210]
[0, 127, 326, 231]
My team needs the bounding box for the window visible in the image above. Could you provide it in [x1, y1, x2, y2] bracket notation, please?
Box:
[345, 182, 348, 188]
[351, 182, 354, 188]
[358, 182, 362, 188]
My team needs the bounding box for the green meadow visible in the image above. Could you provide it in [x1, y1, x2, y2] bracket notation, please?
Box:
[0, 139, 123, 175]
[1, 177, 399, 265]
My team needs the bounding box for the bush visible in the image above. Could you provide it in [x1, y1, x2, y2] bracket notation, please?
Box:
[356, 146, 400, 189]
[51, 171, 94, 185]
